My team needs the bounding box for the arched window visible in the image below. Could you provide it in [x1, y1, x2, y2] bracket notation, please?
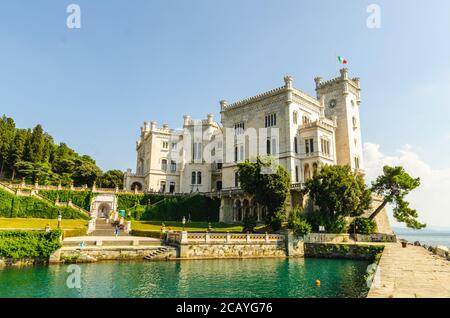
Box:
[293, 111, 298, 124]
[197, 171, 202, 185]
[312, 163, 318, 176]
[304, 164, 310, 180]
[295, 166, 299, 183]
[294, 137, 298, 154]
[191, 171, 196, 185]
[302, 115, 310, 125]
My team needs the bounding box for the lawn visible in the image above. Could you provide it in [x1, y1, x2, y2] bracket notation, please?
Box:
[131, 220, 266, 233]
[0, 218, 88, 230]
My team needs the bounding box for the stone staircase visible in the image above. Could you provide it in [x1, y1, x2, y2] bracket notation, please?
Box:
[89, 218, 129, 237]
[144, 246, 172, 260]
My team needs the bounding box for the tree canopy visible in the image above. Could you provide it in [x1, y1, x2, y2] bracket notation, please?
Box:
[0, 115, 110, 187]
[304, 165, 372, 233]
[370, 165, 425, 229]
[238, 157, 291, 230]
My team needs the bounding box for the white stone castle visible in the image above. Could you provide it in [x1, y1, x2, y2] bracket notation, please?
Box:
[124, 68, 384, 226]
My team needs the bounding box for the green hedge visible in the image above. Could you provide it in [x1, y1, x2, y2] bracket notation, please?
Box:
[0, 229, 62, 260]
[140, 195, 220, 222]
[130, 229, 164, 239]
[0, 189, 89, 220]
[116, 193, 165, 211]
[38, 190, 95, 211]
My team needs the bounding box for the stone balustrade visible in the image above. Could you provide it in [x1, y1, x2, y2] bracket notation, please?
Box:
[166, 231, 284, 245]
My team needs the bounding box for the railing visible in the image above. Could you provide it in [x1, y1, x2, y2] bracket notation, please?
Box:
[167, 231, 285, 244]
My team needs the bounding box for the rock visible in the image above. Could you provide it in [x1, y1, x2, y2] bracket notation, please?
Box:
[414, 241, 421, 246]
[79, 254, 97, 263]
[435, 245, 449, 258]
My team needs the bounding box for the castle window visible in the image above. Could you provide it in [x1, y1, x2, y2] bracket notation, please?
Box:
[235, 172, 239, 188]
[240, 145, 244, 161]
[313, 163, 318, 176]
[352, 116, 358, 129]
[295, 166, 299, 183]
[170, 160, 176, 172]
[321, 138, 330, 156]
[234, 146, 238, 162]
[211, 147, 216, 157]
[171, 142, 177, 150]
[266, 139, 271, 155]
[197, 171, 202, 185]
[193, 142, 202, 161]
[161, 159, 167, 171]
[302, 115, 310, 125]
[294, 137, 298, 154]
[293, 111, 298, 125]
[191, 171, 196, 185]
[354, 157, 360, 169]
[304, 164, 311, 180]
[305, 138, 314, 154]
[160, 181, 166, 193]
[162, 141, 169, 149]
[265, 113, 277, 127]
[234, 122, 245, 135]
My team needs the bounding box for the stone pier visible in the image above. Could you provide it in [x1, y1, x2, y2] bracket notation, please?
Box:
[368, 243, 450, 298]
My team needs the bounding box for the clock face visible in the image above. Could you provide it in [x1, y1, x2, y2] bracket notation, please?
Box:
[329, 99, 337, 108]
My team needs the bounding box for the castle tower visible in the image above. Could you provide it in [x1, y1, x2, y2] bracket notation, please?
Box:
[314, 68, 364, 173]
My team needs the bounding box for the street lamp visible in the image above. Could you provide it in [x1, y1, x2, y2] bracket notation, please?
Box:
[57, 213, 62, 229]
[182, 216, 186, 231]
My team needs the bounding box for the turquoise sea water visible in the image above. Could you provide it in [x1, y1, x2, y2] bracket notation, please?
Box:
[394, 228, 450, 248]
[0, 258, 371, 298]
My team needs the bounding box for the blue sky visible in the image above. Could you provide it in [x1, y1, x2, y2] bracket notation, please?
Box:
[1, 1, 449, 226]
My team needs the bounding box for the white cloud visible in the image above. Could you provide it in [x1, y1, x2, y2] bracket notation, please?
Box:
[364, 142, 450, 228]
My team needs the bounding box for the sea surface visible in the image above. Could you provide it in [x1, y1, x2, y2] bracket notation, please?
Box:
[0, 258, 371, 298]
[394, 227, 450, 248]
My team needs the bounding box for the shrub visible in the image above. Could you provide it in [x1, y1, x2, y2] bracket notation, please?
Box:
[38, 190, 95, 211]
[349, 217, 377, 235]
[0, 229, 62, 260]
[0, 189, 89, 220]
[116, 193, 165, 211]
[242, 215, 257, 233]
[288, 207, 312, 237]
[141, 195, 220, 222]
[306, 211, 348, 234]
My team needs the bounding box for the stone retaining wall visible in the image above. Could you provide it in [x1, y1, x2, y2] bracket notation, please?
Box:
[304, 243, 384, 261]
[179, 242, 287, 259]
[54, 246, 177, 263]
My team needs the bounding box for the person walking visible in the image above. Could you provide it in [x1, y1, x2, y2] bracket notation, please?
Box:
[114, 225, 119, 238]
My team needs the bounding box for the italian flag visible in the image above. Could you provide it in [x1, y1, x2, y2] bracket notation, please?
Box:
[337, 55, 348, 64]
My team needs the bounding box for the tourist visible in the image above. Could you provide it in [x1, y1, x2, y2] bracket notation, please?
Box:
[45, 224, 51, 233]
[115, 225, 119, 238]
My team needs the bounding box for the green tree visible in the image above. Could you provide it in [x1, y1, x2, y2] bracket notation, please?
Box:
[72, 157, 102, 187]
[305, 165, 372, 233]
[7, 129, 27, 180]
[0, 115, 16, 177]
[288, 207, 312, 237]
[238, 157, 291, 230]
[370, 165, 425, 229]
[28, 124, 45, 163]
[98, 170, 124, 189]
